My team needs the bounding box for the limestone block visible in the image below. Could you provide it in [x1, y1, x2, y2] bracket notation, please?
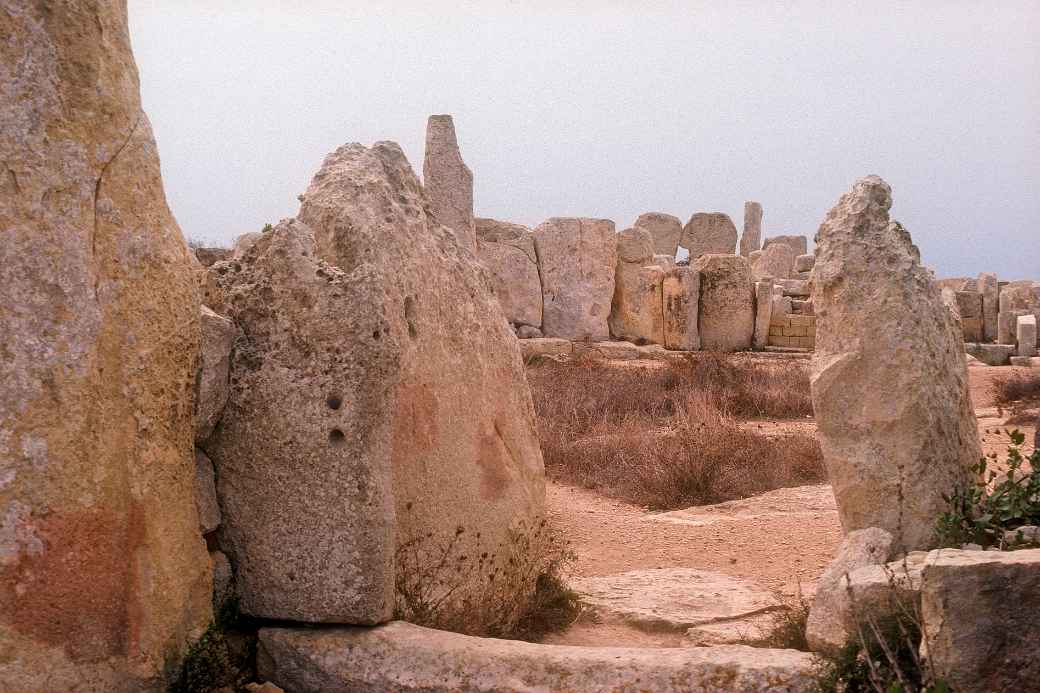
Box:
[609, 228, 664, 344]
[634, 211, 683, 257]
[978, 273, 999, 341]
[751, 242, 796, 281]
[740, 201, 763, 256]
[693, 255, 754, 352]
[475, 218, 542, 328]
[1018, 314, 1038, 357]
[680, 212, 738, 258]
[662, 267, 700, 350]
[195, 306, 235, 444]
[964, 342, 1016, 366]
[423, 115, 475, 252]
[519, 338, 573, 360]
[763, 234, 808, 256]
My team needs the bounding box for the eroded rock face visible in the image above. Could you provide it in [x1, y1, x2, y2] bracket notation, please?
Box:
[0, 2, 211, 688]
[423, 115, 475, 253]
[609, 227, 664, 344]
[533, 218, 617, 341]
[810, 176, 980, 552]
[693, 255, 754, 351]
[740, 201, 763, 256]
[297, 142, 546, 627]
[978, 272, 999, 341]
[634, 212, 682, 258]
[663, 267, 700, 350]
[751, 242, 796, 281]
[763, 234, 807, 256]
[681, 212, 738, 258]
[205, 220, 397, 623]
[258, 622, 817, 693]
[475, 218, 542, 328]
[195, 306, 235, 444]
[753, 280, 773, 349]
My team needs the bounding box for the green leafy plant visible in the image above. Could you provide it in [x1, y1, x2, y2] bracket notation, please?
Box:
[936, 429, 1040, 548]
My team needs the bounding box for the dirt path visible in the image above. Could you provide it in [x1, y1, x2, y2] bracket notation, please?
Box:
[543, 365, 1036, 647]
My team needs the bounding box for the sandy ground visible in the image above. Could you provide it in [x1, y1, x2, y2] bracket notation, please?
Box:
[543, 363, 1036, 647]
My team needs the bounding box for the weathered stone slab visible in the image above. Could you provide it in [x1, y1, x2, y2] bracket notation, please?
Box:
[794, 254, 815, 273]
[258, 622, 817, 693]
[681, 213, 738, 258]
[610, 228, 664, 344]
[662, 267, 701, 350]
[1018, 314, 1038, 357]
[778, 278, 811, 297]
[693, 255, 754, 351]
[297, 142, 546, 627]
[423, 115, 475, 252]
[635, 212, 683, 257]
[763, 235, 808, 256]
[751, 242, 796, 281]
[964, 342, 1015, 366]
[998, 284, 1040, 344]
[921, 549, 1040, 693]
[954, 290, 984, 343]
[519, 337, 573, 360]
[533, 218, 617, 341]
[810, 176, 980, 552]
[475, 218, 542, 328]
[978, 272, 999, 341]
[233, 231, 262, 258]
[195, 305, 235, 444]
[740, 201, 763, 257]
[573, 340, 642, 361]
[0, 3, 212, 688]
[753, 281, 773, 349]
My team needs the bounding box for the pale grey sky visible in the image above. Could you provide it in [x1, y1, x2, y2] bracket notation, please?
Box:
[129, 1, 1038, 279]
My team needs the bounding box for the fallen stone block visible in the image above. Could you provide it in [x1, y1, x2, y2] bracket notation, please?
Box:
[194, 449, 222, 535]
[475, 218, 542, 329]
[257, 622, 817, 693]
[610, 227, 665, 344]
[964, 342, 1015, 366]
[573, 340, 642, 361]
[519, 337, 573, 360]
[740, 201, 763, 256]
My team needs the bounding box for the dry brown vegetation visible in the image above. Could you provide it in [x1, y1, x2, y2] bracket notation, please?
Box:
[992, 370, 1040, 424]
[527, 352, 825, 510]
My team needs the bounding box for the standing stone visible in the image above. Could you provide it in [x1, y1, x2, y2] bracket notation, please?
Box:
[1018, 315, 1038, 357]
[763, 235, 808, 256]
[0, 2, 211, 689]
[693, 255, 754, 352]
[634, 212, 683, 258]
[998, 284, 1040, 346]
[609, 227, 664, 344]
[662, 267, 700, 351]
[810, 176, 980, 552]
[740, 201, 763, 256]
[998, 309, 1028, 345]
[195, 306, 235, 444]
[751, 242, 796, 281]
[954, 291, 984, 343]
[475, 218, 542, 329]
[296, 142, 546, 628]
[533, 218, 617, 341]
[753, 280, 774, 349]
[423, 115, 475, 253]
[978, 273, 999, 342]
[680, 213, 738, 258]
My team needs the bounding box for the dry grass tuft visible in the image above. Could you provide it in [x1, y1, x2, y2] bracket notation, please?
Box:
[992, 370, 1040, 424]
[527, 352, 824, 510]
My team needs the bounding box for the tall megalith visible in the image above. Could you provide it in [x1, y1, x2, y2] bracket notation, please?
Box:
[810, 176, 980, 552]
[1, 1, 211, 689]
[423, 114, 476, 253]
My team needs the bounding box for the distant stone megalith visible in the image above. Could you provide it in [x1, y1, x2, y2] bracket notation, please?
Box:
[634, 212, 683, 258]
[680, 213, 738, 259]
[609, 227, 665, 344]
[475, 218, 543, 329]
[740, 201, 763, 257]
[1, 1, 211, 688]
[810, 176, 980, 552]
[423, 115, 476, 253]
[693, 255, 755, 351]
[533, 218, 618, 341]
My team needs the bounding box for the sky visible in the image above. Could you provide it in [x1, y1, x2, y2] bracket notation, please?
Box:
[129, 1, 1039, 280]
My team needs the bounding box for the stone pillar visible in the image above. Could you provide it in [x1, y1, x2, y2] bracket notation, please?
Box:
[740, 201, 763, 257]
[610, 227, 665, 344]
[978, 273, 999, 342]
[662, 267, 700, 350]
[692, 254, 754, 352]
[1018, 315, 1038, 357]
[753, 279, 774, 349]
[423, 114, 476, 253]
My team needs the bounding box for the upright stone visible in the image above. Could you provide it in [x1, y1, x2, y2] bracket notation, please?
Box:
[680, 213, 738, 258]
[296, 142, 545, 628]
[533, 218, 617, 341]
[753, 280, 773, 349]
[954, 291, 984, 343]
[998, 284, 1040, 345]
[740, 201, 763, 256]
[475, 218, 542, 329]
[763, 235, 808, 256]
[1, 2, 211, 688]
[662, 267, 700, 351]
[751, 242, 796, 281]
[634, 212, 682, 258]
[978, 273, 999, 342]
[810, 176, 980, 552]
[1018, 315, 1038, 357]
[423, 115, 475, 253]
[692, 255, 755, 352]
[609, 227, 665, 344]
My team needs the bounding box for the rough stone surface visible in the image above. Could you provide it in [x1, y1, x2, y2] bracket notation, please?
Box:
[778, 278, 811, 297]
[751, 242, 796, 281]
[533, 218, 617, 341]
[763, 235, 808, 256]
[423, 115, 475, 252]
[921, 549, 1040, 693]
[998, 308, 1029, 345]
[753, 281, 773, 349]
[964, 342, 1015, 366]
[740, 201, 763, 256]
[474, 218, 542, 328]
[195, 247, 232, 267]
[195, 306, 235, 444]
[210, 550, 234, 614]
[258, 622, 817, 693]
[572, 340, 642, 361]
[296, 143, 546, 625]
[1018, 314, 1038, 357]
[998, 284, 1040, 344]
[519, 338, 573, 360]
[693, 255, 754, 352]
[634, 212, 682, 258]
[794, 254, 815, 273]
[609, 227, 664, 344]
[978, 272, 999, 341]
[680, 213, 738, 258]
[662, 267, 701, 351]
[515, 325, 542, 339]
[0, 3, 212, 689]
[194, 449, 222, 535]
[810, 176, 980, 552]
[954, 290, 984, 342]
[653, 253, 676, 268]
[806, 528, 895, 652]
[233, 231, 262, 258]
[571, 568, 780, 632]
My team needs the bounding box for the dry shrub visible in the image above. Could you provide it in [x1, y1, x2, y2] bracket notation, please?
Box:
[528, 353, 824, 510]
[992, 370, 1040, 423]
